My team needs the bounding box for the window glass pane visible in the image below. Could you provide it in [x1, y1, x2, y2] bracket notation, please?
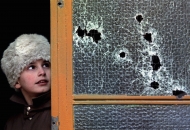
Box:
[74, 105, 190, 129]
[73, 0, 190, 95]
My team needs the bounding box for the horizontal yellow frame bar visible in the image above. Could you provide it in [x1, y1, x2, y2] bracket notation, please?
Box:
[74, 95, 190, 104]
[74, 95, 190, 100]
[74, 100, 190, 105]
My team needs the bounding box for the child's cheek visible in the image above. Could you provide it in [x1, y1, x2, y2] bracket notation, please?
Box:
[25, 74, 36, 84]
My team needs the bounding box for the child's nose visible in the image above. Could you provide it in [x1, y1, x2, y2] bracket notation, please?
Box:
[38, 67, 46, 76]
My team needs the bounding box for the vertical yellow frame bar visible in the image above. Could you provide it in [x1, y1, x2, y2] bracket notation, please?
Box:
[51, 0, 73, 129]
[50, 0, 58, 125]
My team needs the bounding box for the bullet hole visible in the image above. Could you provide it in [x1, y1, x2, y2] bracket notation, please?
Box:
[57, 1, 63, 8]
[76, 26, 87, 38]
[58, 2, 62, 6]
[150, 81, 159, 89]
[87, 29, 101, 43]
[119, 52, 126, 58]
[151, 55, 161, 71]
[136, 15, 143, 23]
[143, 33, 152, 42]
[76, 26, 101, 43]
[173, 90, 187, 99]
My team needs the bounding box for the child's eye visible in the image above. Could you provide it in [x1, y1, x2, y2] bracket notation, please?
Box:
[43, 62, 50, 68]
[28, 65, 35, 70]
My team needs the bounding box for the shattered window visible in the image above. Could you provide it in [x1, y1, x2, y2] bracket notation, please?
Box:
[73, 0, 190, 95]
[74, 105, 190, 129]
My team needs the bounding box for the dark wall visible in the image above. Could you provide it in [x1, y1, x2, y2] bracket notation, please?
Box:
[0, 0, 50, 128]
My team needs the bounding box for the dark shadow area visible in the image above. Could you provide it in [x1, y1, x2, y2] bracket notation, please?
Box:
[0, 0, 50, 129]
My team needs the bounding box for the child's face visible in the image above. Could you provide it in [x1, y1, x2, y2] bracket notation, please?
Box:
[15, 59, 51, 98]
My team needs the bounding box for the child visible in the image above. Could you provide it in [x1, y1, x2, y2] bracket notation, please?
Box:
[1, 34, 51, 130]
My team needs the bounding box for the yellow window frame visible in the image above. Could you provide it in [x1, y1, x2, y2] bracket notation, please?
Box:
[50, 0, 190, 129]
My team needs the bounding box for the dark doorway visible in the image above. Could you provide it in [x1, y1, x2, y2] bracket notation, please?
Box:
[0, 0, 50, 129]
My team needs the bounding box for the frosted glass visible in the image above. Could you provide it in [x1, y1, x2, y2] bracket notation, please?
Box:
[74, 105, 190, 129]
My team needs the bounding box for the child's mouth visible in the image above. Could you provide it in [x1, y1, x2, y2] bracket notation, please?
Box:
[36, 80, 48, 84]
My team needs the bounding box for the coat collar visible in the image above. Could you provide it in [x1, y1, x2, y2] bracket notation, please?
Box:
[10, 91, 51, 108]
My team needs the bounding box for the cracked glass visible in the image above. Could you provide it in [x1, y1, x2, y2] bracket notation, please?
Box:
[73, 0, 190, 95]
